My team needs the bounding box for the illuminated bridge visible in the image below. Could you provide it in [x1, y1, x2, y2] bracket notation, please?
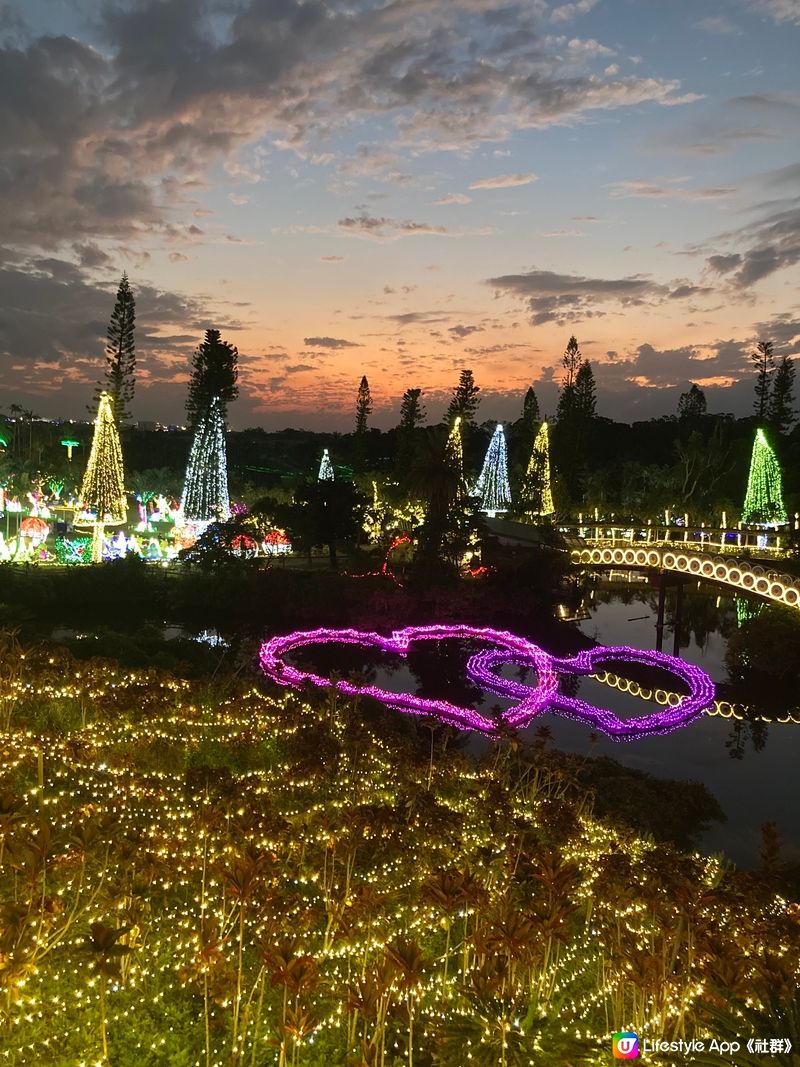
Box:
[571, 544, 800, 610]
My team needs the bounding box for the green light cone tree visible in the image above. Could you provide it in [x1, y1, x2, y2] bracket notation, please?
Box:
[742, 428, 787, 526]
[77, 392, 127, 562]
[180, 396, 231, 524]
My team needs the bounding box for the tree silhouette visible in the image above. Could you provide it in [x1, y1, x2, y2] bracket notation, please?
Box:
[186, 329, 239, 430]
[446, 369, 480, 426]
[95, 273, 136, 423]
[751, 340, 774, 420]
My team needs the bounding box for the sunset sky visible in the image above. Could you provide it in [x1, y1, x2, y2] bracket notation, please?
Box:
[1, 0, 798, 430]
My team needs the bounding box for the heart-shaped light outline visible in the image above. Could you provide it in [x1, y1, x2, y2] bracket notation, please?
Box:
[260, 624, 558, 732]
[260, 625, 715, 740]
[466, 645, 714, 739]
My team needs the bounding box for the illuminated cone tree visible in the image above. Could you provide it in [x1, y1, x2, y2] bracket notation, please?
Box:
[742, 427, 787, 526]
[522, 421, 555, 518]
[180, 396, 231, 524]
[78, 391, 127, 562]
[446, 416, 464, 486]
[318, 448, 334, 481]
[474, 423, 512, 515]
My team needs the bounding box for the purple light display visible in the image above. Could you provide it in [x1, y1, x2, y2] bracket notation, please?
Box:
[259, 624, 715, 741]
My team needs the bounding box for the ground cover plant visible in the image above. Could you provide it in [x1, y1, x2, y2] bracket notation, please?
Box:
[0, 639, 797, 1066]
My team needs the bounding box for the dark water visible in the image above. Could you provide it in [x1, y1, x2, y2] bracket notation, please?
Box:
[282, 579, 800, 867]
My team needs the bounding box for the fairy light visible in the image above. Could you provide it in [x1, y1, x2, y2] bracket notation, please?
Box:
[473, 423, 512, 516]
[446, 417, 464, 481]
[0, 640, 794, 1065]
[317, 449, 334, 481]
[742, 427, 787, 527]
[524, 420, 554, 517]
[75, 392, 127, 563]
[180, 396, 231, 524]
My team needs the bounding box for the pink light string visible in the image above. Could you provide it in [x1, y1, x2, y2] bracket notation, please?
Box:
[259, 624, 715, 740]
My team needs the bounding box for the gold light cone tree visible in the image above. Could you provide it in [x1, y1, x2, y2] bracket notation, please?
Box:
[523, 420, 555, 518]
[77, 391, 127, 562]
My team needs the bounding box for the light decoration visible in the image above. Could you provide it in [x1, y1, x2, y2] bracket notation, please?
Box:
[446, 416, 464, 482]
[180, 395, 231, 525]
[573, 545, 800, 610]
[742, 428, 787, 527]
[0, 647, 795, 1063]
[260, 624, 715, 739]
[318, 448, 334, 481]
[19, 516, 49, 545]
[525, 420, 555, 517]
[76, 391, 127, 562]
[60, 437, 80, 461]
[263, 529, 292, 555]
[473, 423, 512, 516]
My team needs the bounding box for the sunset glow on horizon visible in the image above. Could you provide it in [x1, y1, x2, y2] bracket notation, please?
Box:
[1, 0, 798, 429]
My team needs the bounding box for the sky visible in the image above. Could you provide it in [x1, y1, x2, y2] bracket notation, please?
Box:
[1, 0, 799, 431]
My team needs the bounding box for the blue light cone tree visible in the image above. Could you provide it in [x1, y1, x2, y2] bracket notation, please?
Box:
[742, 427, 787, 526]
[180, 396, 231, 524]
[474, 423, 512, 515]
[318, 449, 334, 481]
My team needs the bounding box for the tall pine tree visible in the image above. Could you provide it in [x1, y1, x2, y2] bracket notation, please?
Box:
[768, 355, 795, 435]
[186, 329, 239, 429]
[751, 340, 774, 420]
[521, 386, 540, 431]
[96, 273, 136, 423]
[446, 369, 480, 426]
[355, 375, 373, 434]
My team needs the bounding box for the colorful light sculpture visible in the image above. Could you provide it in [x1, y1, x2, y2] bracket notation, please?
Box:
[318, 448, 334, 481]
[260, 624, 715, 740]
[474, 423, 512, 516]
[524, 420, 554, 517]
[76, 391, 127, 562]
[742, 427, 787, 526]
[60, 437, 80, 461]
[180, 395, 231, 524]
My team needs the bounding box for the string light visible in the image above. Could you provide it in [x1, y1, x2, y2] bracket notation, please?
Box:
[76, 392, 127, 562]
[446, 417, 464, 481]
[473, 424, 512, 516]
[260, 624, 715, 739]
[742, 427, 787, 527]
[0, 647, 795, 1064]
[317, 449, 334, 481]
[524, 420, 554, 517]
[180, 396, 231, 524]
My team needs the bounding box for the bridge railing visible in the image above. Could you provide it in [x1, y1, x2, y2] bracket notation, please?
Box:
[560, 523, 792, 559]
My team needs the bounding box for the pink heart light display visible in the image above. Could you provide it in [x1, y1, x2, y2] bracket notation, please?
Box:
[260, 624, 715, 740]
[260, 624, 558, 732]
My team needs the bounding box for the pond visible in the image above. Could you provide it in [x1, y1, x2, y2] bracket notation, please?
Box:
[277, 573, 800, 868]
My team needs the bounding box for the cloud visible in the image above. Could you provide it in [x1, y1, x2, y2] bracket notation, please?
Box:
[487, 267, 667, 324]
[169, 252, 189, 263]
[303, 336, 362, 348]
[228, 193, 250, 206]
[609, 179, 737, 200]
[337, 214, 459, 240]
[0, 0, 702, 252]
[469, 172, 538, 189]
[283, 363, 316, 373]
[705, 253, 742, 274]
[694, 15, 742, 34]
[448, 324, 484, 338]
[431, 192, 472, 205]
[320, 255, 345, 262]
[741, 0, 800, 24]
[703, 197, 800, 287]
[542, 228, 584, 237]
[668, 284, 714, 299]
[550, 0, 600, 23]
